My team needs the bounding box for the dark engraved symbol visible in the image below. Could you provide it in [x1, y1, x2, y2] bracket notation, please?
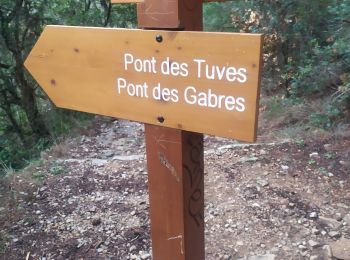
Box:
[183, 133, 204, 227]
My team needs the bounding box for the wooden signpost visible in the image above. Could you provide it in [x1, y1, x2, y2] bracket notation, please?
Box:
[24, 0, 263, 259]
[24, 27, 262, 141]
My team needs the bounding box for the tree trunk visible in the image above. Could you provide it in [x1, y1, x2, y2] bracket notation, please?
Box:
[2, 97, 26, 144]
[15, 62, 50, 138]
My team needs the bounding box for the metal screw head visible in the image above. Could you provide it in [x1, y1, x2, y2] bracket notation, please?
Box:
[155, 35, 163, 43]
[157, 116, 165, 123]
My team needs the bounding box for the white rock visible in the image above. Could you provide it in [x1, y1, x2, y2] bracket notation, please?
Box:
[299, 245, 307, 251]
[312, 228, 320, 235]
[308, 240, 320, 248]
[247, 254, 276, 260]
[324, 144, 332, 151]
[322, 245, 332, 258]
[318, 216, 342, 229]
[335, 212, 343, 221]
[140, 252, 150, 259]
[309, 152, 319, 158]
[343, 214, 350, 224]
[257, 179, 269, 187]
[236, 241, 244, 246]
[259, 149, 267, 155]
[309, 212, 318, 219]
[281, 165, 289, 171]
[112, 155, 144, 161]
[91, 159, 108, 166]
[239, 156, 259, 163]
[328, 231, 341, 238]
[95, 197, 104, 202]
[77, 240, 86, 248]
[309, 256, 320, 260]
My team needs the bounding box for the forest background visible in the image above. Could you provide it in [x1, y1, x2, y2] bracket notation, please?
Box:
[0, 0, 349, 174]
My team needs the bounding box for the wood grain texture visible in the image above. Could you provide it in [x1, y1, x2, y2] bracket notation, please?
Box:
[203, 0, 230, 2]
[137, 0, 203, 30]
[24, 26, 262, 142]
[145, 126, 204, 260]
[111, 0, 143, 3]
[137, 0, 181, 29]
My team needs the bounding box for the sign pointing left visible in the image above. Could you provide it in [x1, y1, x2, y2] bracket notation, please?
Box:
[25, 25, 262, 141]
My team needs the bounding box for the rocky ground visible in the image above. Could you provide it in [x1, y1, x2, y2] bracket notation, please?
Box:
[0, 118, 350, 260]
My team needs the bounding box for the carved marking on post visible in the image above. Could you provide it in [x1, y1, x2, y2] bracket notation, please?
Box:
[152, 134, 181, 150]
[167, 234, 184, 255]
[158, 152, 180, 182]
[183, 133, 204, 227]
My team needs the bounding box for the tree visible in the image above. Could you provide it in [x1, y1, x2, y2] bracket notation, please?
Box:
[205, 0, 350, 126]
[0, 0, 136, 171]
[0, 0, 50, 139]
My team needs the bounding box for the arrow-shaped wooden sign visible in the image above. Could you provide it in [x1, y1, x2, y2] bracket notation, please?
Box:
[25, 25, 262, 142]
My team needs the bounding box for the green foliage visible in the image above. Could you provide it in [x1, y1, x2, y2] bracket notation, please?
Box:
[49, 165, 66, 175]
[309, 113, 332, 129]
[308, 159, 317, 165]
[46, 1, 136, 27]
[32, 171, 46, 180]
[0, 0, 136, 174]
[0, 138, 29, 172]
[205, 0, 350, 128]
[295, 139, 305, 147]
[204, 2, 237, 32]
[309, 104, 342, 128]
[0, 110, 93, 172]
[324, 153, 333, 159]
[264, 97, 284, 119]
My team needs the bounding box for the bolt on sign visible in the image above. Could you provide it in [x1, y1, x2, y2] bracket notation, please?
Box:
[25, 26, 262, 142]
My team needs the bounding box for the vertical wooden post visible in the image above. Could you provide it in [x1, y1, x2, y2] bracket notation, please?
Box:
[145, 127, 204, 260]
[138, 1, 204, 259]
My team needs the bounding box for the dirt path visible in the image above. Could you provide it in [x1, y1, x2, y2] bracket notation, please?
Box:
[0, 119, 349, 260]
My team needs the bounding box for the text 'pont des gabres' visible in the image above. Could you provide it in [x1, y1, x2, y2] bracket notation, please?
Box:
[116, 53, 249, 112]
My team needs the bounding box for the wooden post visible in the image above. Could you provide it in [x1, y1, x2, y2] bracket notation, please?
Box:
[145, 127, 204, 260]
[139, 1, 204, 259]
